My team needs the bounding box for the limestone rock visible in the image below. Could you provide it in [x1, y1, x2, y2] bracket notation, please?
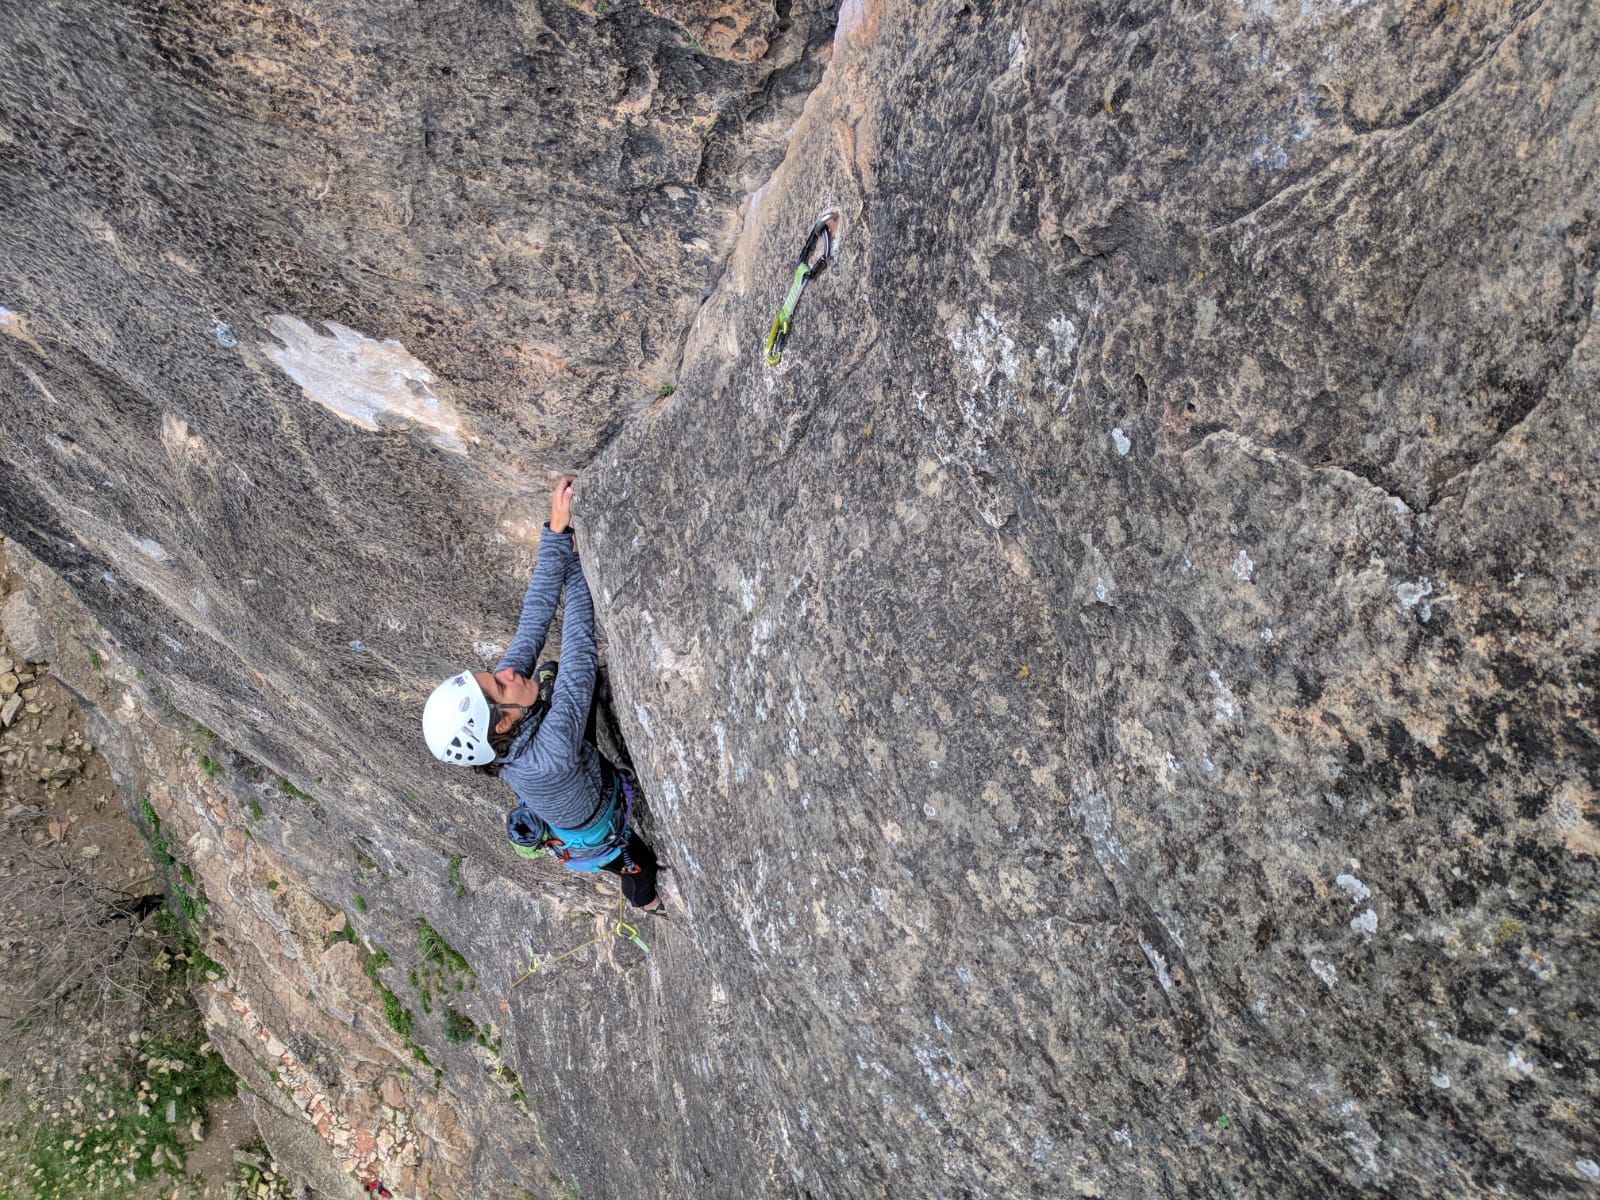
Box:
[1, 1, 1597, 1199]
[0, 589, 52, 665]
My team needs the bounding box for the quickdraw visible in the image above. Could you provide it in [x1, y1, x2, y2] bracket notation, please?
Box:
[764, 213, 837, 366]
[507, 892, 651, 994]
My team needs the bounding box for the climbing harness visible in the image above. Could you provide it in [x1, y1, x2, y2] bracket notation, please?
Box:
[764, 213, 837, 366]
[507, 766, 639, 872]
[507, 891, 651, 994]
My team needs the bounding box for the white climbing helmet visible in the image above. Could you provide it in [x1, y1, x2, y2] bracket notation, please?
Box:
[422, 671, 495, 767]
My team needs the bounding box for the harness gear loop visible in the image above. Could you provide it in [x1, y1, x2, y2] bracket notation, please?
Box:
[764, 213, 837, 367]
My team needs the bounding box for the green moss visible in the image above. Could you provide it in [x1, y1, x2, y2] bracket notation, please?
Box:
[277, 776, 311, 802]
[379, 984, 412, 1039]
[442, 1009, 479, 1045]
[656, 381, 674, 398]
[199, 755, 223, 778]
[245, 798, 263, 820]
[1494, 917, 1524, 947]
[140, 797, 173, 869]
[187, 721, 218, 749]
[362, 947, 430, 1066]
[187, 943, 224, 981]
[353, 894, 368, 914]
[417, 921, 473, 978]
[265, 879, 279, 892]
[447, 854, 468, 898]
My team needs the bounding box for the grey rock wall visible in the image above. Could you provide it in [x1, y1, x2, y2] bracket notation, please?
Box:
[2, 0, 1598, 1197]
[585, 0, 1600, 1195]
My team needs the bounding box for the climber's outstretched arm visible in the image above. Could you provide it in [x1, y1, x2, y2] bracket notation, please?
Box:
[495, 476, 576, 677]
[531, 551, 598, 763]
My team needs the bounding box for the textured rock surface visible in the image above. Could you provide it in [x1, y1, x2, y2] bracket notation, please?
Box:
[587, 0, 1600, 1195]
[0, 0, 836, 810]
[3, 0, 1600, 1197]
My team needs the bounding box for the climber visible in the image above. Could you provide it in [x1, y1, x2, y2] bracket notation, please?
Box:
[422, 475, 663, 913]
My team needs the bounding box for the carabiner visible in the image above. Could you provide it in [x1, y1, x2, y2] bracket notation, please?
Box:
[764, 214, 837, 366]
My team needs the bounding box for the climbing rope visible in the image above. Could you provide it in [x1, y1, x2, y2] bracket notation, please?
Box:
[507, 892, 650, 995]
[764, 212, 837, 366]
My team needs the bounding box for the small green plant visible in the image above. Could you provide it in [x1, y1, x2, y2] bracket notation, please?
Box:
[417, 921, 474, 978]
[141, 797, 174, 868]
[266, 879, 279, 892]
[187, 942, 224, 981]
[363, 947, 431, 1066]
[200, 755, 223, 777]
[246, 798, 263, 819]
[4, 1033, 236, 1195]
[443, 1008, 481, 1045]
[86, 648, 102, 671]
[278, 776, 311, 802]
[448, 854, 468, 898]
[657, 381, 675, 399]
[187, 721, 218, 749]
[354, 894, 368, 914]
[595, 0, 609, 13]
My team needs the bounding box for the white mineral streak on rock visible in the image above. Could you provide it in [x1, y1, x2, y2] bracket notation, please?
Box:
[1576, 1158, 1600, 1182]
[1432, 1073, 1451, 1089]
[1111, 427, 1131, 456]
[1232, 548, 1254, 580]
[1070, 773, 1126, 868]
[0, 304, 47, 355]
[949, 307, 1021, 398]
[1309, 957, 1338, 987]
[1209, 669, 1240, 724]
[1350, 908, 1378, 937]
[1035, 313, 1080, 408]
[472, 640, 505, 661]
[1507, 1047, 1535, 1077]
[1395, 577, 1434, 621]
[1138, 935, 1174, 992]
[264, 316, 465, 454]
[133, 538, 170, 561]
[836, 0, 867, 40]
[1335, 873, 1371, 904]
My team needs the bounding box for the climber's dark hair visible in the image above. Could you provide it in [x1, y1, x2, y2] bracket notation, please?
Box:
[471, 709, 525, 778]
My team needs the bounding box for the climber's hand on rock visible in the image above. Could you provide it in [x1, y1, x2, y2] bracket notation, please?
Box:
[548, 474, 576, 534]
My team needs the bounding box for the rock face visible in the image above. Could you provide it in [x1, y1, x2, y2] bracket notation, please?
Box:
[4, 1, 1600, 1198]
[587, 1, 1600, 1195]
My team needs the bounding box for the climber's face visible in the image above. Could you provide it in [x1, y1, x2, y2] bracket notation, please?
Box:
[475, 669, 540, 734]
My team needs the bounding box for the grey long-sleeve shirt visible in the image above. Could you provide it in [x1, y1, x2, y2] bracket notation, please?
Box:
[493, 525, 604, 829]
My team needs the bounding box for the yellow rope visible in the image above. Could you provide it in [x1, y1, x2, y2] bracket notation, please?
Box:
[507, 892, 650, 995]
